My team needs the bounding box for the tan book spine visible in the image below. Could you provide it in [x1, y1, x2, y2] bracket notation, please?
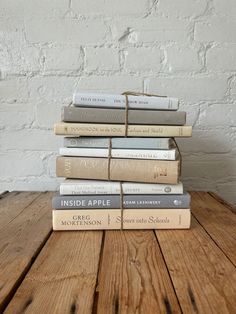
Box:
[52, 209, 191, 230]
[54, 122, 192, 137]
[56, 157, 180, 184]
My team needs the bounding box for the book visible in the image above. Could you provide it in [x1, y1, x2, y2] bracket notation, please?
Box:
[52, 193, 190, 209]
[64, 137, 173, 149]
[59, 147, 178, 161]
[62, 106, 186, 125]
[56, 157, 180, 184]
[52, 208, 191, 230]
[60, 180, 184, 195]
[54, 122, 192, 137]
[73, 92, 179, 110]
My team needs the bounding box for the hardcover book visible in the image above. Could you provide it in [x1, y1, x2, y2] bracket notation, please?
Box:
[52, 208, 191, 230]
[52, 193, 190, 209]
[54, 122, 192, 137]
[56, 156, 180, 184]
[60, 180, 184, 195]
[59, 147, 178, 161]
[64, 137, 173, 150]
[62, 106, 186, 125]
[73, 92, 179, 110]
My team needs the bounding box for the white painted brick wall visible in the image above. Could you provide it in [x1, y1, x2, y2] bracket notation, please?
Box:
[0, 0, 236, 206]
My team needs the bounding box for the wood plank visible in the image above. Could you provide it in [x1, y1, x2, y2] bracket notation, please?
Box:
[4, 231, 103, 314]
[96, 230, 181, 313]
[190, 191, 236, 265]
[0, 192, 52, 312]
[208, 191, 236, 214]
[155, 216, 236, 314]
[0, 191, 41, 231]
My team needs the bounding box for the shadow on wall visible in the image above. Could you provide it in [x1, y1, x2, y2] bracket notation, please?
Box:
[176, 129, 236, 207]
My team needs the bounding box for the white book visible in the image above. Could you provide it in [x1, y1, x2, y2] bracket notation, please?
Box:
[73, 92, 179, 110]
[59, 147, 177, 160]
[60, 180, 184, 195]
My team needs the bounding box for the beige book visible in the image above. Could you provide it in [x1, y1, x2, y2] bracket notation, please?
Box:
[56, 157, 180, 184]
[52, 209, 191, 230]
[54, 122, 192, 137]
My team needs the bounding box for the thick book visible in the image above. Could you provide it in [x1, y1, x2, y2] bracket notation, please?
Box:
[60, 180, 184, 195]
[59, 147, 178, 161]
[56, 156, 180, 184]
[54, 122, 192, 137]
[73, 92, 179, 110]
[52, 193, 190, 209]
[62, 106, 186, 125]
[52, 208, 191, 230]
[64, 137, 173, 150]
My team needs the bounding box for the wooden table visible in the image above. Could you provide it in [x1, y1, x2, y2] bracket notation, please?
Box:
[0, 191, 236, 314]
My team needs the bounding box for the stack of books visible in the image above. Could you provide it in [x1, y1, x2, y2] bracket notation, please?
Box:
[53, 92, 192, 230]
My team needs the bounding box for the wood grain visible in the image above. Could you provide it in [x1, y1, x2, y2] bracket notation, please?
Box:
[96, 230, 181, 313]
[190, 191, 236, 265]
[155, 216, 236, 314]
[0, 192, 52, 312]
[4, 231, 103, 314]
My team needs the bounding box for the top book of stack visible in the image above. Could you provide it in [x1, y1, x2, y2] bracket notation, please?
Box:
[54, 92, 192, 137]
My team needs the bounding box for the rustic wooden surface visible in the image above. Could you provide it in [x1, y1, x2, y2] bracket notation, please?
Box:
[0, 191, 236, 314]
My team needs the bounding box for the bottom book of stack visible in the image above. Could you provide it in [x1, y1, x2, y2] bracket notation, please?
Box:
[52, 180, 191, 230]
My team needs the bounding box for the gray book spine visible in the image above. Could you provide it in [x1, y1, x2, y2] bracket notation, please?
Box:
[62, 106, 186, 125]
[64, 137, 171, 149]
[52, 193, 190, 209]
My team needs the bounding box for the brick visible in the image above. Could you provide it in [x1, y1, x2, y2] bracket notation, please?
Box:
[195, 18, 236, 43]
[207, 45, 236, 71]
[157, 0, 207, 17]
[77, 75, 143, 93]
[114, 17, 189, 43]
[230, 78, 236, 99]
[165, 46, 201, 72]
[177, 129, 233, 154]
[9, 46, 41, 74]
[124, 47, 162, 71]
[214, 0, 236, 16]
[28, 76, 78, 103]
[148, 76, 227, 102]
[0, 103, 33, 129]
[0, 129, 62, 151]
[0, 177, 60, 192]
[0, 77, 28, 103]
[85, 48, 120, 71]
[0, 0, 68, 17]
[0, 152, 44, 177]
[199, 104, 236, 127]
[25, 19, 108, 44]
[43, 47, 83, 71]
[72, 0, 149, 16]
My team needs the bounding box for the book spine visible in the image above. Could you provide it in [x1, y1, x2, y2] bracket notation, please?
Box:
[59, 147, 177, 160]
[73, 93, 179, 110]
[52, 194, 190, 209]
[60, 181, 184, 195]
[56, 157, 180, 184]
[53, 208, 191, 230]
[64, 137, 171, 149]
[54, 123, 192, 137]
[62, 106, 185, 125]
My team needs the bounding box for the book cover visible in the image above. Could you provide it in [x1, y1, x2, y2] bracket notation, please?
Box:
[59, 147, 178, 161]
[52, 208, 191, 230]
[60, 180, 184, 195]
[73, 92, 179, 110]
[62, 106, 186, 125]
[54, 122, 192, 137]
[52, 193, 190, 209]
[56, 156, 180, 184]
[64, 137, 173, 149]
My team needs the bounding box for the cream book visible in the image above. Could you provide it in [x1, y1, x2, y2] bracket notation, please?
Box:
[60, 180, 184, 195]
[52, 208, 191, 230]
[54, 122, 192, 137]
[59, 147, 178, 160]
